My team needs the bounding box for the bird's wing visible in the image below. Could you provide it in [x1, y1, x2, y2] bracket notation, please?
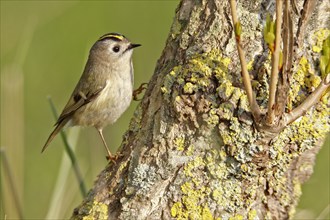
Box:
[42, 71, 107, 153]
[56, 82, 106, 125]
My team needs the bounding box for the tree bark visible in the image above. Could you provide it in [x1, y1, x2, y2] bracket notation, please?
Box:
[71, 0, 329, 219]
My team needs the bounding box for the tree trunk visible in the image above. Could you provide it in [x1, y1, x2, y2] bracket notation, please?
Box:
[71, 0, 329, 219]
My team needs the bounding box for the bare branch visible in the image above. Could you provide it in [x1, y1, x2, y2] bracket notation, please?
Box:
[296, 0, 317, 47]
[267, 0, 283, 125]
[275, 0, 294, 118]
[229, 0, 261, 121]
[291, 0, 299, 15]
[284, 74, 330, 125]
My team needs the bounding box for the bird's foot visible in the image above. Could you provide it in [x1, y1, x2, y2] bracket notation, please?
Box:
[106, 152, 124, 163]
[133, 83, 148, 101]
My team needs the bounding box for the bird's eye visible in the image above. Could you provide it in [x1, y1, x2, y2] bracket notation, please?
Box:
[113, 46, 120, 53]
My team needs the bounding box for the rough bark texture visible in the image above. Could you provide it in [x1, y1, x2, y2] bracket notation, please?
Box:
[71, 0, 329, 219]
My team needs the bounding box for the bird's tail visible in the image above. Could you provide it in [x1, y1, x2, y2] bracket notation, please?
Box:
[41, 118, 69, 153]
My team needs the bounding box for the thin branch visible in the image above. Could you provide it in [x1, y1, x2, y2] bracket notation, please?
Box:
[296, 0, 317, 47]
[291, 0, 299, 16]
[283, 74, 330, 125]
[275, 0, 293, 118]
[229, 0, 261, 121]
[267, 0, 283, 125]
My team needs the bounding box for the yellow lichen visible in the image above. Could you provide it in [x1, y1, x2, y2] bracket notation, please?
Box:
[183, 82, 198, 94]
[207, 108, 220, 125]
[171, 202, 186, 219]
[312, 29, 330, 53]
[184, 156, 204, 177]
[186, 145, 194, 156]
[229, 214, 244, 220]
[167, 44, 329, 220]
[288, 56, 322, 110]
[162, 49, 233, 104]
[247, 60, 254, 71]
[176, 179, 213, 220]
[202, 205, 213, 220]
[175, 137, 185, 151]
[248, 209, 257, 220]
[82, 201, 108, 220]
[217, 80, 235, 99]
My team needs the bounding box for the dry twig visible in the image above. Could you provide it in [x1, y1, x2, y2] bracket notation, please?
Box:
[229, 0, 261, 121]
[267, 0, 283, 125]
[283, 74, 330, 126]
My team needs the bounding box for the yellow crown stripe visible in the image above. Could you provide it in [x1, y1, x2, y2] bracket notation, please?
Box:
[99, 34, 124, 41]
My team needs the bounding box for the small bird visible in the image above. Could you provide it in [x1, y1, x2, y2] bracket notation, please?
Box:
[42, 33, 141, 160]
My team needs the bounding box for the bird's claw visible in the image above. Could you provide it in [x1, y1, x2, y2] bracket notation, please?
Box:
[133, 83, 148, 101]
[106, 152, 124, 163]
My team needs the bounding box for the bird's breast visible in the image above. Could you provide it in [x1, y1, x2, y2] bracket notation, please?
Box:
[73, 65, 133, 128]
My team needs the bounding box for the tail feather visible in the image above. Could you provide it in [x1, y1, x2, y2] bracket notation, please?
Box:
[41, 118, 69, 153]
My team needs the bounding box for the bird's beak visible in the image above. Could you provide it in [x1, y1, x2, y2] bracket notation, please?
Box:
[129, 43, 141, 50]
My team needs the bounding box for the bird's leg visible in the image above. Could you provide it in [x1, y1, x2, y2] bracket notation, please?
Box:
[133, 83, 148, 101]
[96, 128, 116, 162]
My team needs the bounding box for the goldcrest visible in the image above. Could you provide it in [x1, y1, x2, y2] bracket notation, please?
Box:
[42, 33, 141, 160]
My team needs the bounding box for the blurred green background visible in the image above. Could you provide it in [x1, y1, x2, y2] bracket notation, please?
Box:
[0, 1, 328, 219]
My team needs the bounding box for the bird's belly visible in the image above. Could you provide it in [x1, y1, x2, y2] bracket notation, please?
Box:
[72, 80, 132, 129]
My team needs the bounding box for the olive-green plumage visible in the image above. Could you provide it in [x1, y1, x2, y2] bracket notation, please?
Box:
[42, 33, 141, 160]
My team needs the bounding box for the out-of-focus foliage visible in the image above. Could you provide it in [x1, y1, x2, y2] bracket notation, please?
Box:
[320, 36, 330, 76]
